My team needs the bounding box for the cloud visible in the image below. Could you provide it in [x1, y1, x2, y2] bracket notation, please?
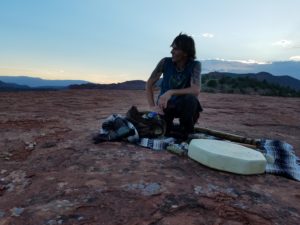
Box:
[229, 59, 269, 65]
[202, 33, 214, 38]
[272, 40, 292, 47]
[213, 58, 269, 65]
[289, 56, 300, 61]
[200, 59, 300, 79]
[191, 33, 214, 39]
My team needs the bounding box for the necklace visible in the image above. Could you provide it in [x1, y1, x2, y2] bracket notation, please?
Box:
[175, 60, 189, 73]
[175, 65, 185, 73]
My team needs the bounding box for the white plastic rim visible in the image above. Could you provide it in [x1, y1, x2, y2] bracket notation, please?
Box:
[188, 139, 267, 175]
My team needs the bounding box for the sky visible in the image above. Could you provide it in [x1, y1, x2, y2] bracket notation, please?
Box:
[0, 0, 300, 83]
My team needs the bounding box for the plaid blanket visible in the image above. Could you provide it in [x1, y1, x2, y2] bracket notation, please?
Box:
[99, 114, 140, 143]
[137, 137, 177, 151]
[137, 135, 300, 181]
[137, 132, 217, 154]
[258, 139, 300, 181]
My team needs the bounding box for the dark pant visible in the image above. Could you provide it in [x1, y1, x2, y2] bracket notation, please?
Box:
[161, 94, 203, 139]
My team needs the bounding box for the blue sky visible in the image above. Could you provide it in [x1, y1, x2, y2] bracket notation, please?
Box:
[0, 0, 299, 83]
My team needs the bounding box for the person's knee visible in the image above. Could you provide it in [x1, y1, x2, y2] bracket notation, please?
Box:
[182, 94, 203, 112]
[182, 94, 198, 103]
[179, 94, 201, 122]
[179, 95, 199, 112]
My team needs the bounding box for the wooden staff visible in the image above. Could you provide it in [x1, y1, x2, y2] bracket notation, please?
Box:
[194, 126, 261, 147]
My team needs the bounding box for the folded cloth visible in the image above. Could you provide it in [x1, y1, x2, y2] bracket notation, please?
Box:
[137, 137, 177, 151]
[136, 133, 215, 152]
[258, 139, 300, 181]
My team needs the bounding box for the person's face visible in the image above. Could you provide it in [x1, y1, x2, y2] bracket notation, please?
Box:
[170, 44, 188, 63]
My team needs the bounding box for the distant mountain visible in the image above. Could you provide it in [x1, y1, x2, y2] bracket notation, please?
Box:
[69, 71, 300, 93]
[201, 60, 300, 80]
[204, 71, 300, 91]
[0, 80, 31, 91]
[1, 72, 300, 97]
[0, 76, 88, 87]
[0, 80, 64, 91]
[202, 72, 300, 97]
[69, 80, 146, 90]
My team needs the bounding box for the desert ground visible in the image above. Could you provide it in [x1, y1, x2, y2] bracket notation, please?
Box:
[0, 90, 300, 225]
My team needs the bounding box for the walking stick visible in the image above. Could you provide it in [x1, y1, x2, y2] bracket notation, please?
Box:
[193, 126, 261, 148]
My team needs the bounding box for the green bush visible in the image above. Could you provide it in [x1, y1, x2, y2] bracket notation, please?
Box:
[200, 73, 300, 97]
[207, 79, 218, 88]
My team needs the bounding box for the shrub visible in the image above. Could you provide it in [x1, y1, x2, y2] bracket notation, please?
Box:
[207, 79, 218, 88]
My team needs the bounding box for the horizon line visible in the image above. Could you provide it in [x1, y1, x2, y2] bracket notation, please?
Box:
[1, 70, 299, 84]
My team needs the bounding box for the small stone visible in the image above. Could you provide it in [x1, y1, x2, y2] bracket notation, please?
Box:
[57, 182, 68, 189]
[142, 183, 161, 196]
[3, 152, 12, 156]
[42, 142, 57, 148]
[46, 177, 55, 181]
[47, 220, 57, 225]
[78, 216, 84, 221]
[10, 207, 24, 217]
[6, 183, 15, 192]
[25, 142, 37, 150]
[1, 170, 7, 174]
[194, 186, 204, 195]
[27, 144, 35, 150]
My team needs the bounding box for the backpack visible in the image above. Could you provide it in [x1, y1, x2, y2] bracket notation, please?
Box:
[125, 106, 166, 138]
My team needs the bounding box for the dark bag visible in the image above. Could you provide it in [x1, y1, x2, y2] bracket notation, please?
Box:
[125, 106, 166, 138]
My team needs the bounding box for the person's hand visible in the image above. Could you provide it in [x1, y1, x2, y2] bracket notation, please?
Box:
[158, 90, 172, 110]
[149, 105, 164, 115]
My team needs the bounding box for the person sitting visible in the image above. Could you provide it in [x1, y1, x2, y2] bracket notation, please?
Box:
[146, 33, 203, 140]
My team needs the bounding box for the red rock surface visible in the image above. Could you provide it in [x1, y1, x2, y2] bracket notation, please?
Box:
[0, 90, 299, 225]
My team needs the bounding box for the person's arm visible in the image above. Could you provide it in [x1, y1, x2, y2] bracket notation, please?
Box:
[146, 58, 165, 107]
[158, 61, 201, 109]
